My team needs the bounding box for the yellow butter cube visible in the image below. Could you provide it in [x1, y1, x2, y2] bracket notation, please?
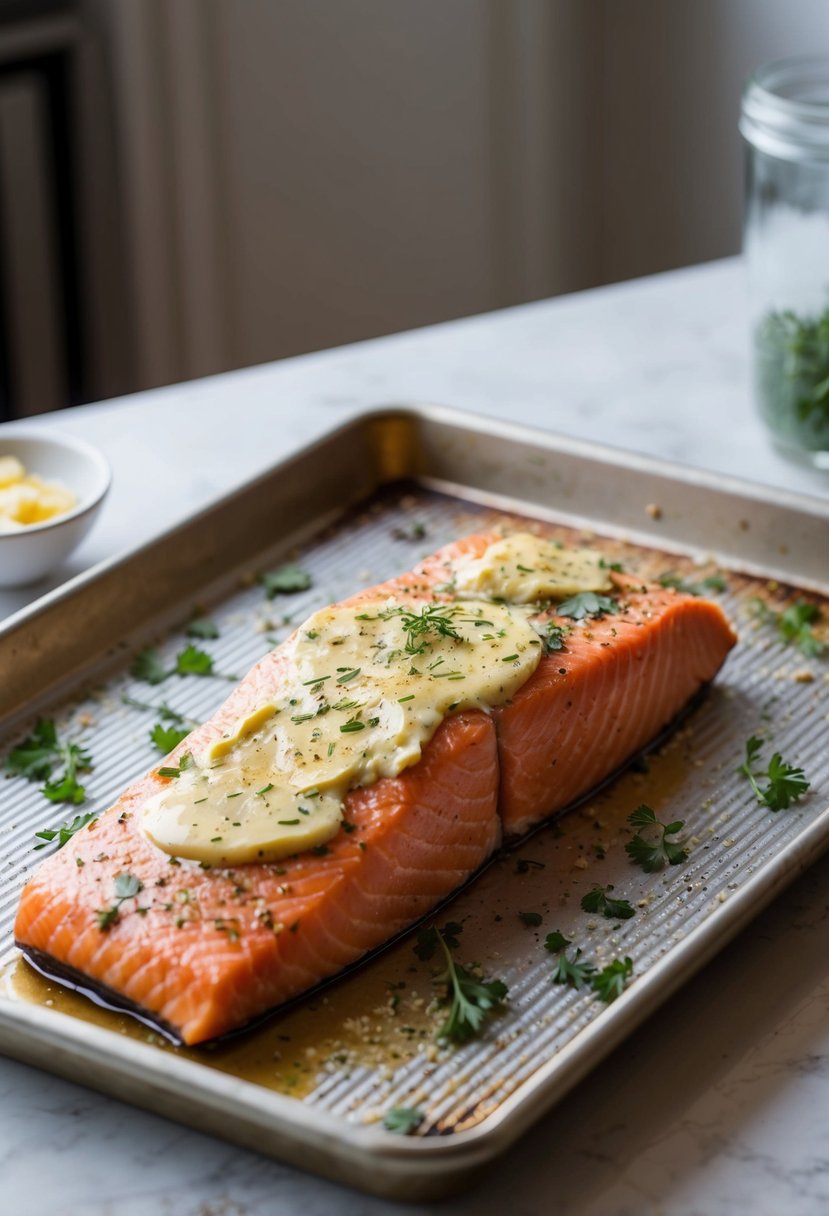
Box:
[0, 455, 25, 487]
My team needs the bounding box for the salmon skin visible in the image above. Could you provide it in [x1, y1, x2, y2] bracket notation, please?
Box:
[14, 533, 736, 1045]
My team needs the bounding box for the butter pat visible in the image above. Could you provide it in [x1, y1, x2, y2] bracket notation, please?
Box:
[0, 455, 77, 532]
[142, 598, 542, 865]
[452, 532, 612, 603]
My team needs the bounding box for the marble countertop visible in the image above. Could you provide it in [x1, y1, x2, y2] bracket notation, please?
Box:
[2, 257, 829, 1215]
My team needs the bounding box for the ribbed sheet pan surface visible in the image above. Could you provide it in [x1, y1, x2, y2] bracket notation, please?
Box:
[1, 408, 828, 1200]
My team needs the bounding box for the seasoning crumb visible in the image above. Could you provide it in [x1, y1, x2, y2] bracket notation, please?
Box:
[792, 669, 815, 683]
[645, 503, 663, 520]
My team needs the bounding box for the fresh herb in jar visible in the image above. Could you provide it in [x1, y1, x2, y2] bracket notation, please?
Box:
[754, 308, 829, 450]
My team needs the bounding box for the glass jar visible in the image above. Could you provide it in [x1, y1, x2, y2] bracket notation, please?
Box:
[741, 57, 829, 468]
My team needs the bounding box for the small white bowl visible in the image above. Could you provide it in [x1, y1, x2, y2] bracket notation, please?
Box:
[0, 429, 111, 587]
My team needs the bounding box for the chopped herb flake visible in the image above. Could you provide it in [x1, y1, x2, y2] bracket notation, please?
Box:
[260, 564, 312, 597]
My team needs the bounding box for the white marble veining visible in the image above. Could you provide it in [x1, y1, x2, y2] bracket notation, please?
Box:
[2, 257, 828, 1215]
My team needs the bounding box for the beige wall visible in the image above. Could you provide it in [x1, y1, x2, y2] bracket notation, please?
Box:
[598, 0, 829, 283]
[89, 0, 597, 391]
[82, 0, 829, 398]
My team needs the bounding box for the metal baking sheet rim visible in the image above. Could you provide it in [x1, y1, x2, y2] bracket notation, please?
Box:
[2, 403, 829, 1200]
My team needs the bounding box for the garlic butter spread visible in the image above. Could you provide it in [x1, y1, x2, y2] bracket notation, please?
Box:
[0, 455, 77, 533]
[452, 532, 611, 604]
[142, 598, 541, 864]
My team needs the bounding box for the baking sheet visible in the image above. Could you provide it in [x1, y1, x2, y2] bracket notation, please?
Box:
[1, 406, 828, 1200]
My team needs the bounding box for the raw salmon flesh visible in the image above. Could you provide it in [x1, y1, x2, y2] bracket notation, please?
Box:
[14, 533, 737, 1044]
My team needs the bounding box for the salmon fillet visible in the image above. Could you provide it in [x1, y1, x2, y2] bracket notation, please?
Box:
[14, 532, 736, 1044]
[495, 572, 739, 834]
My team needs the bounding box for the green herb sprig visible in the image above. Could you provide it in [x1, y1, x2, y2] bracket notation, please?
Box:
[6, 718, 92, 805]
[120, 694, 198, 754]
[150, 724, 190, 754]
[540, 622, 569, 653]
[433, 927, 508, 1044]
[624, 805, 688, 872]
[389, 603, 464, 656]
[186, 617, 219, 640]
[130, 645, 236, 685]
[544, 932, 633, 1002]
[544, 931, 596, 989]
[413, 921, 462, 961]
[739, 736, 810, 811]
[556, 592, 620, 621]
[750, 597, 824, 658]
[34, 811, 97, 850]
[383, 1107, 424, 1134]
[755, 307, 829, 431]
[591, 957, 634, 1004]
[580, 884, 636, 920]
[415, 922, 507, 1042]
[259, 564, 312, 597]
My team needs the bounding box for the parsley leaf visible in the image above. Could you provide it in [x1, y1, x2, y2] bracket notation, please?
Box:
[150, 723, 190, 754]
[738, 736, 810, 811]
[34, 811, 97, 850]
[5, 718, 59, 780]
[6, 719, 93, 806]
[779, 601, 824, 657]
[541, 622, 569, 653]
[413, 920, 462, 961]
[175, 644, 214, 677]
[115, 873, 142, 899]
[518, 911, 543, 927]
[763, 753, 810, 810]
[750, 597, 824, 658]
[556, 592, 620, 621]
[383, 1107, 424, 1135]
[42, 748, 92, 805]
[260, 564, 312, 597]
[433, 928, 508, 1044]
[580, 884, 636, 920]
[417, 924, 506, 1043]
[544, 931, 596, 989]
[413, 925, 439, 961]
[125, 696, 196, 753]
[543, 930, 571, 954]
[552, 950, 596, 990]
[624, 804, 688, 872]
[186, 617, 219, 640]
[131, 644, 232, 684]
[591, 957, 633, 1003]
[130, 648, 169, 685]
[96, 872, 144, 931]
